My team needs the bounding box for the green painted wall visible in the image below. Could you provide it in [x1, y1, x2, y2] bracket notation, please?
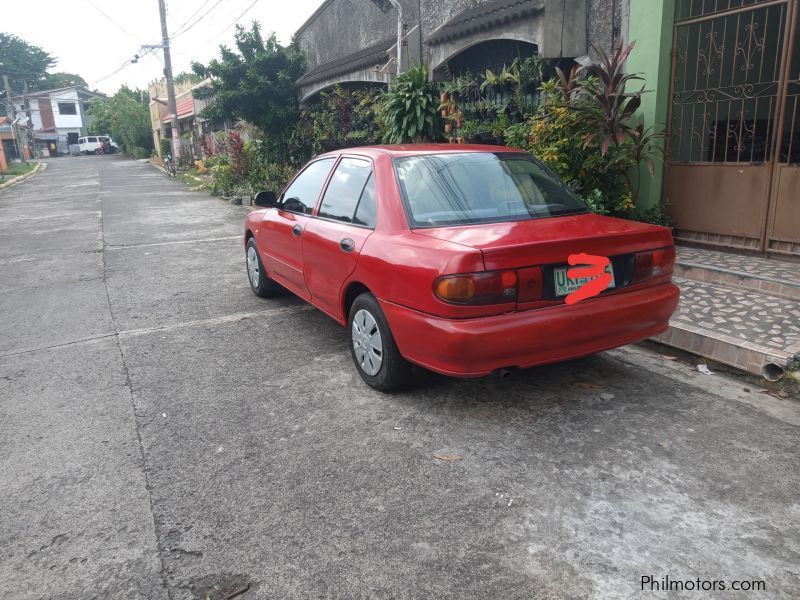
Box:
[626, 0, 675, 211]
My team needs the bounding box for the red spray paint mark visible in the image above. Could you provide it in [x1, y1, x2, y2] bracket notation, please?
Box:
[565, 253, 612, 305]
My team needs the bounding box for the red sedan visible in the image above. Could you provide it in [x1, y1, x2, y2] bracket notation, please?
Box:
[244, 145, 679, 390]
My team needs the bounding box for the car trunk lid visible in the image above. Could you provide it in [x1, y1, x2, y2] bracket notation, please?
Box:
[412, 213, 674, 270]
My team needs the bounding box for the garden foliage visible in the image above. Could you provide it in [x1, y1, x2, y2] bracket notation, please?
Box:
[89, 87, 154, 158]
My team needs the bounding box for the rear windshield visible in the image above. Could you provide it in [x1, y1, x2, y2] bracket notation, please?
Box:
[394, 152, 587, 227]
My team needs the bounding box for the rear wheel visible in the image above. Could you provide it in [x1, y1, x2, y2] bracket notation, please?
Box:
[348, 293, 411, 391]
[246, 238, 281, 297]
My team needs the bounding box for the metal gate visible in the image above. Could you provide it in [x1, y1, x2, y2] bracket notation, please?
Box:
[665, 0, 800, 257]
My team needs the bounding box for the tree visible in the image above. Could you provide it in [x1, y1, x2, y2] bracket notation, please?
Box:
[34, 72, 88, 90]
[90, 86, 153, 157]
[174, 71, 201, 86]
[191, 22, 305, 161]
[0, 33, 56, 89]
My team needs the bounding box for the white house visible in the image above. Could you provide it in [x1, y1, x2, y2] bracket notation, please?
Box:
[9, 86, 106, 155]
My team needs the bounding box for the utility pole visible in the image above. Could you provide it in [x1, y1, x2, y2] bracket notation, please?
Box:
[387, 0, 404, 75]
[2, 75, 24, 163]
[157, 0, 181, 162]
[22, 81, 33, 159]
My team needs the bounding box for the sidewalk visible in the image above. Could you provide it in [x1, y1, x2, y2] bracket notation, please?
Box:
[0, 162, 45, 191]
[655, 246, 799, 383]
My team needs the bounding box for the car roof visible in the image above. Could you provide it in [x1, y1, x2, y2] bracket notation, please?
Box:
[316, 144, 525, 160]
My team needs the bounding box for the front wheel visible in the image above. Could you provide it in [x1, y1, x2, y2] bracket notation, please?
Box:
[348, 293, 412, 391]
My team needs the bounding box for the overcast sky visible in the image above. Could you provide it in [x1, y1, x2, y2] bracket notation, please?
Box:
[2, 0, 325, 94]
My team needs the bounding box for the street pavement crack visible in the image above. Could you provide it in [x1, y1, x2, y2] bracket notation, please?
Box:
[97, 174, 174, 600]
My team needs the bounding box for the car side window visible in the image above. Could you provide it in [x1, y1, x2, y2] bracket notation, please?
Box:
[281, 158, 335, 215]
[353, 175, 377, 228]
[318, 158, 372, 223]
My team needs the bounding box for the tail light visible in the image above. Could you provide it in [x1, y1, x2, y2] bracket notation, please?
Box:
[434, 270, 518, 305]
[633, 246, 675, 283]
[517, 266, 544, 302]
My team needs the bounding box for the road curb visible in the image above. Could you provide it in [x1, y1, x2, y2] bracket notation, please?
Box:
[0, 161, 46, 191]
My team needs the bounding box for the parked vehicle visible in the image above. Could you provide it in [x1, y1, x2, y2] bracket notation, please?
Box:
[78, 135, 118, 154]
[244, 145, 680, 390]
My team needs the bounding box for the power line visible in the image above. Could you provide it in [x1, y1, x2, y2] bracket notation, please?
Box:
[85, 0, 139, 39]
[196, 0, 260, 48]
[170, 0, 216, 36]
[171, 0, 229, 40]
[90, 47, 157, 86]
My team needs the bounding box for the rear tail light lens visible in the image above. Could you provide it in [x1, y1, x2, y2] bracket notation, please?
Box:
[434, 270, 518, 305]
[633, 246, 675, 282]
[517, 266, 544, 302]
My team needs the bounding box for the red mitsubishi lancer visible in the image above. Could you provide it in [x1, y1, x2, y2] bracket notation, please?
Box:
[244, 145, 679, 390]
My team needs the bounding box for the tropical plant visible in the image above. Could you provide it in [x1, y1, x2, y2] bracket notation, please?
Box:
[192, 22, 305, 163]
[380, 65, 444, 144]
[580, 42, 646, 154]
[526, 40, 663, 216]
[504, 122, 530, 149]
[89, 86, 154, 156]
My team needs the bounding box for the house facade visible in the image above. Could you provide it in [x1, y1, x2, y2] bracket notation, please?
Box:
[294, 0, 798, 258]
[9, 86, 105, 156]
[148, 78, 215, 159]
[294, 0, 625, 101]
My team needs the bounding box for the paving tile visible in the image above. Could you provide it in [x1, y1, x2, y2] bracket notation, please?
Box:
[669, 278, 800, 354]
[676, 246, 800, 288]
[655, 273, 799, 375]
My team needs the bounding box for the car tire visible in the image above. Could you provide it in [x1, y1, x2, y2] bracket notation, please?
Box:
[348, 292, 412, 391]
[246, 237, 281, 298]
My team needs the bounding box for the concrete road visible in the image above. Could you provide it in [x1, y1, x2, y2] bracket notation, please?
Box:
[1, 156, 798, 600]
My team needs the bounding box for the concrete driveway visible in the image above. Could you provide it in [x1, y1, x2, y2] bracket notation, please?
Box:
[1, 156, 798, 600]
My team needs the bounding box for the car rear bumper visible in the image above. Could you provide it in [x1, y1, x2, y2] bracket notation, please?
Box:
[379, 283, 680, 377]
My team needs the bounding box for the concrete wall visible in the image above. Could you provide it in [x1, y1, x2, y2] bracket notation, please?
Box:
[422, 0, 588, 72]
[295, 0, 421, 71]
[587, 0, 629, 55]
[626, 0, 675, 211]
[294, 0, 618, 98]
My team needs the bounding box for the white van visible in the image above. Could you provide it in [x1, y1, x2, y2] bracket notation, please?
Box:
[78, 135, 118, 154]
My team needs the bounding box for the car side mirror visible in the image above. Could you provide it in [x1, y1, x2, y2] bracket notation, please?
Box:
[254, 190, 278, 207]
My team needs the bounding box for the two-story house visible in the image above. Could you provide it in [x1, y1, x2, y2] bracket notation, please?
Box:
[9, 86, 106, 156]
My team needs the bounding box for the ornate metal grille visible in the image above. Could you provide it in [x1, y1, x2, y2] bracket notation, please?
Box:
[779, 8, 800, 164]
[676, 0, 776, 22]
[669, 2, 789, 163]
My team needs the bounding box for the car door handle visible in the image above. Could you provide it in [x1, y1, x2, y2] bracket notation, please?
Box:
[292, 224, 303, 237]
[340, 238, 355, 253]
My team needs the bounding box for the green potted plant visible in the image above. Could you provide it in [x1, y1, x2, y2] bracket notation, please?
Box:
[231, 182, 251, 205]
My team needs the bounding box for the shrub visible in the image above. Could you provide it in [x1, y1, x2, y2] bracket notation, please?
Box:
[525, 41, 662, 217]
[129, 146, 151, 159]
[380, 65, 444, 144]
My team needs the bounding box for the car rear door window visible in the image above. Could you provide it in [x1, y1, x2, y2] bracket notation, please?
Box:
[353, 175, 377, 228]
[318, 158, 372, 223]
[281, 158, 335, 215]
